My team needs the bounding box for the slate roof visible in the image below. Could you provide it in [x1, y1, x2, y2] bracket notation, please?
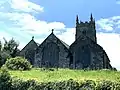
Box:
[60, 39, 69, 49]
[70, 34, 101, 49]
[20, 32, 70, 53]
[37, 43, 40, 46]
[50, 32, 69, 49]
[20, 38, 38, 53]
[37, 32, 69, 50]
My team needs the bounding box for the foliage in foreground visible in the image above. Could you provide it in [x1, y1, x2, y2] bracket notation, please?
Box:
[10, 79, 120, 90]
[0, 68, 12, 90]
[4, 56, 32, 70]
[9, 68, 120, 83]
[0, 68, 120, 90]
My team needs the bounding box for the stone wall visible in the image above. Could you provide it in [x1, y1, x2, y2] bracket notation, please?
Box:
[19, 40, 38, 65]
[69, 35, 112, 69]
[34, 33, 70, 68]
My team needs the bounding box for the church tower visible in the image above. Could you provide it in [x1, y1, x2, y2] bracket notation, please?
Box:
[75, 14, 97, 43]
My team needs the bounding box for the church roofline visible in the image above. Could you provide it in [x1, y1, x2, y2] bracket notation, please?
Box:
[37, 30, 69, 50]
[20, 37, 38, 53]
[50, 32, 70, 49]
[59, 39, 69, 49]
[70, 34, 102, 50]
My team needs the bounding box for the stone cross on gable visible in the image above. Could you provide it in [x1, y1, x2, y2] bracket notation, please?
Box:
[32, 36, 34, 40]
[52, 29, 54, 33]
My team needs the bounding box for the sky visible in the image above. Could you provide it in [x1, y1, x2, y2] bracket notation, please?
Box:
[0, 0, 120, 70]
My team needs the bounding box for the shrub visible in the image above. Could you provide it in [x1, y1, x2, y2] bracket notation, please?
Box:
[12, 79, 36, 90]
[80, 80, 96, 90]
[96, 80, 114, 90]
[0, 68, 12, 90]
[4, 56, 32, 70]
[0, 75, 120, 90]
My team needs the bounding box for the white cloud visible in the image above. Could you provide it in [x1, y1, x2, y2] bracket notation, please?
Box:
[10, 0, 44, 13]
[0, 0, 66, 49]
[96, 15, 120, 70]
[96, 19, 113, 31]
[0, 0, 45, 49]
[97, 33, 120, 69]
[0, 30, 27, 50]
[0, 31, 12, 41]
[0, 12, 66, 35]
[57, 28, 75, 45]
[96, 16, 120, 31]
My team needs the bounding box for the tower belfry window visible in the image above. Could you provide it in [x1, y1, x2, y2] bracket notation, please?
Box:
[82, 30, 86, 35]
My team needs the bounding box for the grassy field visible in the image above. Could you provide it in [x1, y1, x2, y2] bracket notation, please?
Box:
[8, 68, 120, 83]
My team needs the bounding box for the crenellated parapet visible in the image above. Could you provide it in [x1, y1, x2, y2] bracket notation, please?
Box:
[75, 14, 97, 43]
[78, 21, 94, 28]
[76, 14, 95, 29]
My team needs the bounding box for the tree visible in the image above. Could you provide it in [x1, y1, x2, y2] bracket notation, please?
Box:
[0, 38, 20, 67]
[3, 38, 20, 57]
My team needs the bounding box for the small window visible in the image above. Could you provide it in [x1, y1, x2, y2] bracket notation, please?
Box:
[82, 31, 86, 35]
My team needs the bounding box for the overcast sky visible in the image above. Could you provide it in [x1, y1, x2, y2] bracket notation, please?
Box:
[0, 0, 120, 70]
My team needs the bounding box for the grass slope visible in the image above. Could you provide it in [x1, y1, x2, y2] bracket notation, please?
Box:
[8, 68, 120, 83]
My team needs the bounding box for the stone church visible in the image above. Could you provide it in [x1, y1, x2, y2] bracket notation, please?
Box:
[19, 14, 113, 69]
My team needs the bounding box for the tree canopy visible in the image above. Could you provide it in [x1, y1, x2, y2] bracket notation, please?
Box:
[0, 38, 20, 67]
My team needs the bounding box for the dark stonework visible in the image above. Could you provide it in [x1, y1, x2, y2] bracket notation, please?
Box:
[69, 34, 112, 69]
[41, 42, 59, 68]
[19, 14, 113, 70]
[34, 32, 70, 68]
[19, 37, 38, 65]
[76, 14, 96, 43]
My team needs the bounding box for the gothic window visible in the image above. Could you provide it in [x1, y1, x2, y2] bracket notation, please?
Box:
[42, 42, 59, 68]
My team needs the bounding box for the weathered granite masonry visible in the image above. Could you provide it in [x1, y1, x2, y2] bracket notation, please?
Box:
[19, 36, 38, 65]
[19, 14, 113, 70]
[34, 32, 70, 68]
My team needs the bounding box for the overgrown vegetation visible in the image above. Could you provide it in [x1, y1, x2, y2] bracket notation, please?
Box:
[0, 68, 12, 90]
[4, 56, 32, 70]
[0, 68, 120, 90]
[11, 79, 120, 90]
[0, 38, 20, 67]
[8, 68, 120, 83]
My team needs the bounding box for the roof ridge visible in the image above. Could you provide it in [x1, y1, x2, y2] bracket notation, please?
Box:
[20, 39, 38, 52]
[37, 32, 69, 49]
[51, 33, 69, 49]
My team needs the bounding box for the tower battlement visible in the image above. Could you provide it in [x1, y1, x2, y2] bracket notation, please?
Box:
[75, 14, 96, 42]
[78, 21, 93, 27]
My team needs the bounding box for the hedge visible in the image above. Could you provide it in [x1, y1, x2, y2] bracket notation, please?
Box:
[0, 69, 120, 90]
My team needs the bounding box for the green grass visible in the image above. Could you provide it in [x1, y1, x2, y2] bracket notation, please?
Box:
[7, 68, 120, 83]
